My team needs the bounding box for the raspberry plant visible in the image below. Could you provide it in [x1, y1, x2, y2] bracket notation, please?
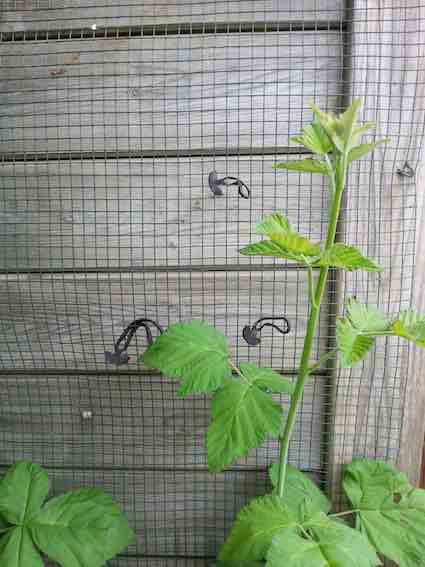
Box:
[143, 100, 425, 566]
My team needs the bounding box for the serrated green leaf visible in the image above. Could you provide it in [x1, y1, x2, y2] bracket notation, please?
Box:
[268, 464, 331, 514]
[274, 159, 329, 175]
[392, 310, 425, 348]
[207, 381, 282, 472]
[143, 321, 232, 396]
[0, 527, 44, 567]
[344, 459, 425, 567]
[336, 319, 375, 368]
[29, 489, 135, 567]
[290, 116, 333, 155]
[240, 363, 294, 394]
[240, 213, 320, 264]
[336, 300, 390, 367]
[219, 494, 296, 561]
[347, 139, 388, 163]
[0, 461, 49, 525]
[255, 214, 320, 257]
[266, 514, 380, 567]
[316, 243, 383, 272]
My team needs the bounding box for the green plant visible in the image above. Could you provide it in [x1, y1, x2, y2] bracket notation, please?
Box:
[142, 100, 425, 566]
[0, 461, 135, 566]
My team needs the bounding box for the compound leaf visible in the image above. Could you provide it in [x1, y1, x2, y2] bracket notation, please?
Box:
[240, 214, 320, 265]
[316, 243, 383, 272]
[240, 363, 294, 395]
[0, 527, 44, 567]
[29, 489, 135, 567]
[0, 461, 49, 526]
[268, 464, 331, 514]
[219, 495, 296, 561]
[143, 321, 232, 396]
[207, 381, 282, 472]
[336, 300, 390, 368]
[266, 514, 380, 567]
[274, 159, 329, 175]
[343, 459, 425, 567]
[392, 310, 425, 348]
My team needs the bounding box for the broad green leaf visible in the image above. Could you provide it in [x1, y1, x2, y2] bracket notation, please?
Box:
[337, 319, 375, 368]
[268, 464, 331, 514]
[240, 240, 313, 263]
[240, 363, 294, 394]
[207, 381, 282, 472]
[143, 321, 232, 396]
[290, 116, 333, 155]
[0, 527, 44, 567]
[392, 310, 425, 348]
[266, 515, 380, 567]
[29, 489, 135, 567]
[336, 300, 390, 368]
[345, 300, 390, 332]
[219, 494, 296, 561]
[0, 461, 49, 525]
[240, 213, 320, 264]
[347, 139, 388, 163]
[274, 159, 329, 175]
[256, 213, 291, 236]
[343, 459, 425, 567]
[255, 214, 321, 257]
[316, 243, 383, 272]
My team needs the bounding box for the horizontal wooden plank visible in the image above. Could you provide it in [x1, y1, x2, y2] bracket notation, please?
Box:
[0, 0, 344, 32]
[0, 270, 329, 370]
[0, 156, 329, 270]
[8, 467, 323, 557]
[0, 33, 342, 154]
[0, 373, 327, 470]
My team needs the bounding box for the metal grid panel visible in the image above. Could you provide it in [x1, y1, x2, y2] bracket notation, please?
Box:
[0, 1, 424, 564]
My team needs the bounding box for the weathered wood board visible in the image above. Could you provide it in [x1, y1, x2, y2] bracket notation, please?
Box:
[0, 0, 344, 32]
[0, 373, 326, 471]
[16, 466, 321, 558]
[0, 270, 329, 369]
[0, 157, 329, 270]
[327, 0, 425, 499]
[0, 33, 342, 154]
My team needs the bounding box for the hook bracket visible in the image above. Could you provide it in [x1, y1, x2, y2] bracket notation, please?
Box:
[105, 318, 164, 366]
[242, 316, 291, 346]
[208, 171, 250, 199]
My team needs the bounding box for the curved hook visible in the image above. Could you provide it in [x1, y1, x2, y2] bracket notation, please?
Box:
[105, 318, 164, 365]
[242, 316, 291, 346]
[208, 171, 250, 199]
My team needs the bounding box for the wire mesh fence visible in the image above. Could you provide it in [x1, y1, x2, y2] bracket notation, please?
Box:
[0, 1, 424, 564]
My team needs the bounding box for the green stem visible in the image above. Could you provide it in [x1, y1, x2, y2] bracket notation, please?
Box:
[277, 154, 347, 499]
[307, 348, 338, 376]
[329, 509, 360, 519]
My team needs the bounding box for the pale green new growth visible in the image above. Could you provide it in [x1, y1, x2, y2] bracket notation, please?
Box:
[0, 462, 134, 567]
[142, 99, 425, 567]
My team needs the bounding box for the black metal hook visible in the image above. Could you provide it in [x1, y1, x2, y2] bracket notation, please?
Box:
[105, 318, 164, 365]
[208, 171, 250, 199]
[396, 161, 415, 178]
[242, 316, 291, 346]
